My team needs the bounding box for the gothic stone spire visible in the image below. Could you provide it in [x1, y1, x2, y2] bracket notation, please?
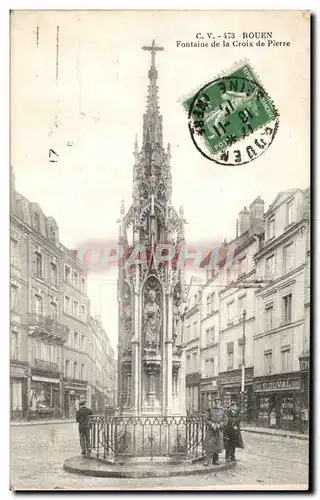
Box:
[142, 40, 164, 146]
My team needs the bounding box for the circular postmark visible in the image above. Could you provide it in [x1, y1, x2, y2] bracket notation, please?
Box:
[184, 65, 279, 166]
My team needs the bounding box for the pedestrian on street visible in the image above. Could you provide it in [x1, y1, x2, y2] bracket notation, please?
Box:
[203, 397, 226, 466]
[223, 401, 244, 462]
[76, 399, 93, 456]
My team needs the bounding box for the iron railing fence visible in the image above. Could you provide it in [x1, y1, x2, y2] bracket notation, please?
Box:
[90, 415, 206, 461]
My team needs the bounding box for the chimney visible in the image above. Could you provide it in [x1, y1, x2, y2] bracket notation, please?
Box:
[238, 207, 250, 235]
[249, 196, 265, 225]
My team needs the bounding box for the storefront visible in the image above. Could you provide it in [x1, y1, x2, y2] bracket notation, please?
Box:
[219, 367, 254, 422]
[63, 379, 88, 418]
[253, 372, 302, 432]
[200, 378, 219, 412]
[29, 369, 62, 420]
[10, 362, 29, 420]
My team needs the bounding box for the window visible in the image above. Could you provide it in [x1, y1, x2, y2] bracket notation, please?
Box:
[11, 331, 19, 359]
[35, 340, 41, 359]
[10, 284, 18, 310]
[227, 342, 234, 370]
[65, 266, 70, 282]
[239, 256, 247, 275]
[10, 238, 18, 266]
[206, 295, 211, 314]
[268, 217, 275, 239]
[11, 381, 22, 411]
[205, 359, 209, 377]
[81, 364, 85, 380]
[281, 347, 290, 372]
[80, 334, 85, 350]
[81, 305, 86, 322]
[284, 243, 294, 273]
[192, 351, 197, 372]
[210, 357, 214, 377]
[193, 321, 197, 338]
[49, 301, 57, 320]
[73, 271, 78, 288]
[64, 295, 70, 315]
[74, 331, 79, 349]
[35, 295, 43, 316]
[34, 212, 40, 232]
[206, 326, 215, 346]
[287, 199, 295, 225]
[238, 295, 246, 317]
[35, 252, 42, 278]
[265, 303, 273, 331]
[266, 254, 275, 279]
[206, 293, 215, 315]
[264, 350, 272, 374]
[73, 301, 79, 318]
[282, 294, 293, 324]
[50, 226, 56, 242]
[81, 277, 86, 293]
[50, 263, 57, 286]
[73, 362, 78, 379]
[65, 360, 70, 377]
[227, 302, 234, 325]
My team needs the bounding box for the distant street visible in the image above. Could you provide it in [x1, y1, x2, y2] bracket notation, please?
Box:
[10, 423, 309, 490]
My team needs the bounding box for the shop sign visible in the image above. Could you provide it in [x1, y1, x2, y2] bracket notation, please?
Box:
[11, 365, 28, 378]
[32, 376, 60, 384]
[255, 378, 301, 392]
[299, 359, 309, 372]
[220, 367, 254, 386]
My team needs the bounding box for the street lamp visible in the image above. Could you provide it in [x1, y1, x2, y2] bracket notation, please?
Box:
[241, 309, 247, 418]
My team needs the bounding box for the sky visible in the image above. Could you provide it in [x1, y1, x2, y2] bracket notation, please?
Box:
[11, 10, 309, 349]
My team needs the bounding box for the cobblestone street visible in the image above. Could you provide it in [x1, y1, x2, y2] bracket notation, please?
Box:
[10, 422, 309, 490]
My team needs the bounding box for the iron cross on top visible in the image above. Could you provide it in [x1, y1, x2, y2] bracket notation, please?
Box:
[142, 40, 164, 68]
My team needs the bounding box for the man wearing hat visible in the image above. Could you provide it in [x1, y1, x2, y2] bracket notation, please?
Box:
[223, 401, 244, 462]
[203, 397, 227, 466]
[76, 398, 93, 456]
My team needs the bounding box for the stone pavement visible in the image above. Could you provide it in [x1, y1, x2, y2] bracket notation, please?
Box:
[10, 422, 309, 490]
[241, 425, 309, 441]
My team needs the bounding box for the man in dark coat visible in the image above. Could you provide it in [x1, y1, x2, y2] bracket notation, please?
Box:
[223, 401, 244, 462]
[203, 398, 227, 466]
[76, 400, 93, 456]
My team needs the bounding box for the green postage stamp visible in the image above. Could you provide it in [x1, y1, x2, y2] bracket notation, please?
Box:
[183, 62, 279, 166]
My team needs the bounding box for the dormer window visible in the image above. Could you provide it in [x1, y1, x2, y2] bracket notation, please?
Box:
[34, 212, 40, 232]
[287, 199, 295, 226]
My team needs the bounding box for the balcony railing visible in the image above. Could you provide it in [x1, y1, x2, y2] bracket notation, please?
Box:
[28, 313, 69, 341]
[90, 415, 205, 462]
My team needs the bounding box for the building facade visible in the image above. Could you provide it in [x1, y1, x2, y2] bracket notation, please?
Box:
[199, 274, 220, 411]
[89, 316, 116, 413]
[61, 246, 92, 417]
[184, 279, 202, 414]
[10, 167, 116, 420]
[253, 189, 310, 432]
[218, 198, 264, 419]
